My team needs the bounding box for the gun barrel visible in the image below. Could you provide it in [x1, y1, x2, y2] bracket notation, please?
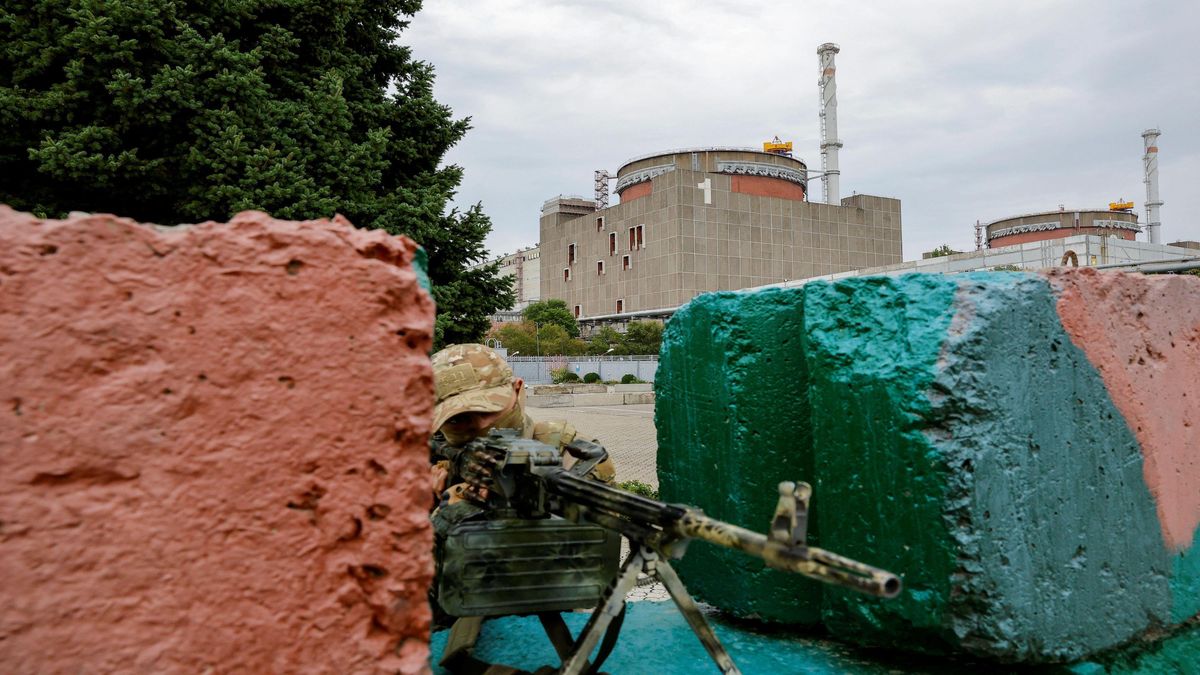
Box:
[541, 468, 900, 598]
[677, 513, 901, 598]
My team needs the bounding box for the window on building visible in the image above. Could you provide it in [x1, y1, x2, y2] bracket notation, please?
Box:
[609, 232, 617, 255]
[567, 243, 576, 265]
[596, 216, 605, 232]
[563, 267, 571, 282]
[628, 227, 636, 250]
[636, 224, 645, 249]
[622, 255, 631, 271]
[616, 299, 624, 313]
[597, 260, 605, 275]
[574, 305, 581, 318]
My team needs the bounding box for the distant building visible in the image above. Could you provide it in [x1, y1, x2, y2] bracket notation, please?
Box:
[984, 208, 1141, 248]
[780, 235, 1197, 283]
[472, 245, 540, 313]
[540, 147, 903, 323]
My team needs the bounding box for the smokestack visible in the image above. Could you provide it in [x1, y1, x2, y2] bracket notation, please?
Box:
[1142, 128, 1162, 244]
[817, 43, 843, 205]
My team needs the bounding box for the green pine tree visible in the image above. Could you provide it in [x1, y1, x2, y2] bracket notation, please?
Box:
[0, 0, 512, 346]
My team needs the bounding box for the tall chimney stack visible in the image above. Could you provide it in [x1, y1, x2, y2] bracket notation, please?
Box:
[817, 43, 843, 205]
[1141, 128, 1163, 244]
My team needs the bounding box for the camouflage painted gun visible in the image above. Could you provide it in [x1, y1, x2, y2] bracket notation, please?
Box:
[433, 430, 901, 674]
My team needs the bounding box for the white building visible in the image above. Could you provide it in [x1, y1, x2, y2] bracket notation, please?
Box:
[474, 245, 540, 312]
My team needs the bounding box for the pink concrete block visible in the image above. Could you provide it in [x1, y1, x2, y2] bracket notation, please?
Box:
[1, 207, 435, 672]
[1048, 268, 1200, 554]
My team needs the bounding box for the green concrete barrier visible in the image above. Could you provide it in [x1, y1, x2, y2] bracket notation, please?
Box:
[657, 288, 824, 623]
[656, 271, 1200, 663]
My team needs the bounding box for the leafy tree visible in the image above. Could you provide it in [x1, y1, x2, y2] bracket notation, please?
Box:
[492, 320, 584, 356]
[927, 244, 962, 258]
[493, 322, 537, 356]
[587, 326, 625, 355]
[523, 299, 579, 338]
[622, 321, 663, 355]
[0, 0, 511, 346]
[536, 323, 586, 356]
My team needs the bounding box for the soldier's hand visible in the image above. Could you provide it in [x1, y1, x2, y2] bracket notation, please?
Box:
[430, 462, 449, 496]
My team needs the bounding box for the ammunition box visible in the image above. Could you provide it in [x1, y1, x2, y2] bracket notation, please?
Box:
[438, 517, 621, 617]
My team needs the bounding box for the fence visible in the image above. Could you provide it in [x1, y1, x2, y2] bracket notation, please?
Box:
[506, 355, 658, 385]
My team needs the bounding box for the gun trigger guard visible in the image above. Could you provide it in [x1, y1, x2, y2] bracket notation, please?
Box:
[564, 439, 609, 478]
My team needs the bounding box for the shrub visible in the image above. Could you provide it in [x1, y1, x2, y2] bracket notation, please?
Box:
[583, 372, 601, 383]
[620, 373, 642, 384]
[617, 480, 659, 500]
[551, 368, 583, 384]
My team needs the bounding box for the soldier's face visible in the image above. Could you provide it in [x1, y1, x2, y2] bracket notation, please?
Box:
[440, 379, 524, 442]
[443, 409, 506, 438]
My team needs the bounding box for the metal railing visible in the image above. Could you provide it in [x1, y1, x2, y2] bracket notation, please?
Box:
[507, 356, 659, 385]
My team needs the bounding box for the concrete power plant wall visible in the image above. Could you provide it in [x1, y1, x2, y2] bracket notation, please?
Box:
[0, 207, 436, 672]
[657, 269, 1199, 663]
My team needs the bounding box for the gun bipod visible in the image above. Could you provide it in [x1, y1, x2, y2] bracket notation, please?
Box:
[557, 543, 739, 675]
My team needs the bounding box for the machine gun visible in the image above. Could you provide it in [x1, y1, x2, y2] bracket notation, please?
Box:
[432, 430, 901, 674]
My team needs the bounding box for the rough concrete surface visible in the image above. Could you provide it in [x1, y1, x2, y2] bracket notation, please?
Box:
[809, 273, 1172, 662]
[0, 207, 435, 672]
[1048, 269, 1200, 624]
[657, 288, 825, 624]
[655, 270, 1200, 664]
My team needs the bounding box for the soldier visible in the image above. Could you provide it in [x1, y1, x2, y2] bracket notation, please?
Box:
[429, 343, 615, 503]
[428, 344, 617, 669]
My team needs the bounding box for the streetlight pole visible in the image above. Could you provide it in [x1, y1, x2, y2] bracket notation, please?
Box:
[534, 322, 542, 383]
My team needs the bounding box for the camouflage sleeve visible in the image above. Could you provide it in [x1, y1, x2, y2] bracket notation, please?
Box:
[589, 455, 617, 485]
[532, 420, 617, 484]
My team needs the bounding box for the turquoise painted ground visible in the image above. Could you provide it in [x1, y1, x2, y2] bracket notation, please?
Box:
[430, 602, 1022, 674]
[429, 602, 1200, 673]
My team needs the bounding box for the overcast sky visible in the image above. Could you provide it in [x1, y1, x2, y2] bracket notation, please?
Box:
[405, 0, 1200, 260]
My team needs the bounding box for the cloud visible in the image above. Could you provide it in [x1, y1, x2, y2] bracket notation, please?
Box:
[406, 0, 1200, 258]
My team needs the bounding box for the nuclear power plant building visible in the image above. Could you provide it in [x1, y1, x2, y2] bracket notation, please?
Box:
[539, 147, 902, 320]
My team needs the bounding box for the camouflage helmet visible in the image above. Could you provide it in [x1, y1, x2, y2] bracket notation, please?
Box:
[431, 343, 517, 431]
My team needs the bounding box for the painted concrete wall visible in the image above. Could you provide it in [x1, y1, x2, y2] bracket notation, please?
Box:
[656, 269, 1199, 663]
[658, 288, 823, 623]
[0, 207, 436, 672]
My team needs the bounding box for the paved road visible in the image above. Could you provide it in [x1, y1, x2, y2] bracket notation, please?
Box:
[526, 403, 659, 488]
